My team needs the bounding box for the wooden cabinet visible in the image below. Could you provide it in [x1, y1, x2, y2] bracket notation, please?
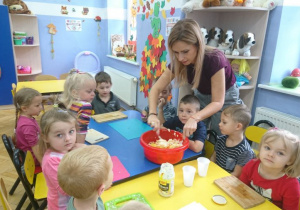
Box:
[0, 6, 17, 106]
[9, 14, 42, 82]
[186, 7, 269, 110]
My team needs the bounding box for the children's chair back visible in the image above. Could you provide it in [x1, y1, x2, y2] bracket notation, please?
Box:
[24, 151, 35, 185]
[245, 126, 268, 155]
[59, 73, 69, 80]
[204, 130, 218, 159]
[11, 83, 16, 97]
[35, 74, 57, 81]
[0, 177, 12, 210]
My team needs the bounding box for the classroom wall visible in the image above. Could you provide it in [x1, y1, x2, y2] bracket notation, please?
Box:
[252, 0, 300, 119]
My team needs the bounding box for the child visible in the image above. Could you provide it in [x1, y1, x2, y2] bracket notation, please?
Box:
[162, 95, 206, 153]
[57, 145, 113, 210]
[14, 88, 43, 166]
[210, 104, 254, 177]
[60, 69, 96, 143]
[142, 77, 176, 123]
[92, 71, 122, 114]
[39, 108, 84, 210]
[240, 128, 300, 209]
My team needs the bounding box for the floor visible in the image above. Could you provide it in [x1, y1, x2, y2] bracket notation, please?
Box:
[0, 105, 51, 209]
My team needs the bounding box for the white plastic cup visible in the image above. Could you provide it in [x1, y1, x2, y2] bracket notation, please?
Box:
[182, 165, 196, 187]
[197, 157, 210, 177]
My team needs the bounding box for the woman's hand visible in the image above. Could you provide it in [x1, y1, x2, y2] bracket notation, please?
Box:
[147, 114, 160, 134]
[183, 118, 197, 139]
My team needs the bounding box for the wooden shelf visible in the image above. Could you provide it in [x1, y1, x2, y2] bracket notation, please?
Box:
[186, 8, 269, 110]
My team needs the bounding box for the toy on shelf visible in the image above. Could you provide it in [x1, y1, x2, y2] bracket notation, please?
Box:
[253, 0, 278, 10]
[232, 32, 255, 57]
[201, 27, 209, 45]
[202, 0, 221, 7]
[217, 29, 234, 55]
[282, 68, 300, 89]
[231, 59, 252, 87]
[17, 65, 32, 74]
[182, 0, 204, 13]
[3, 0, 31, 14]
[207, 27, 223, 47]
[244, 0, 254, 7]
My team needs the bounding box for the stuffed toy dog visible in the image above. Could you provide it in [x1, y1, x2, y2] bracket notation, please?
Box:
[253, 0, 278, 10]
[232, 32, 255, 57]
[3, 0, 31, 14]
[207, 27, 223, 47]
[201, 27, 209, 45]
[181, 0, 204, 13]
[217, 29, 234, 55]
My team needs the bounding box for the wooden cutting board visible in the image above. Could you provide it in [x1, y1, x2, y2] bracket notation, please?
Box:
[214, 175, 265, 209]
[92, 111, 128, 123]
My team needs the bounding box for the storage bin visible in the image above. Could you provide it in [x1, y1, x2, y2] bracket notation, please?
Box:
[26, 36, 34, 44]
[14, 39, 22, 45]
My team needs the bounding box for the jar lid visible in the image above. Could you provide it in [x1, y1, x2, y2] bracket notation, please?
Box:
[212, 195, 227, 205]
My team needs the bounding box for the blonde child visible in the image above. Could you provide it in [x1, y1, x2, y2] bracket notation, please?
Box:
[142, 77, 176, 124]
[210, 104, 254, 177]
[58, 145, 113, 210]
[240, 128, 300, 209]
[92, 71, 122, 114]
[14, 88, 43, 168]
[39, 108, 84, 210]
[162, 95, 206, 153]
[60, 69, 96, 143]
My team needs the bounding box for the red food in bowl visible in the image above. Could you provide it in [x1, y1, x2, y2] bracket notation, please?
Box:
[140, 129, 189, 164]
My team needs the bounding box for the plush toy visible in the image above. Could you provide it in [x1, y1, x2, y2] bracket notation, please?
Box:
[200, 27, 209, 44]
[232, 32, 255, 57]
[231, 59, 252, 87]
[3, 0, 31, 14]
[202, 0, 221, 8]
[244, 0, 254, 7]
[253, 0, 278, 10]
[181, 0, 204, 13]
[282, 76, 299, 89]
[217, 29, 234, 55]
[222, 0, 235, 6]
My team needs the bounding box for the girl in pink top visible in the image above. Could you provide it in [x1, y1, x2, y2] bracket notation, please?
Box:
[14, 88, 43, 167]
[39, 108, 84, 210]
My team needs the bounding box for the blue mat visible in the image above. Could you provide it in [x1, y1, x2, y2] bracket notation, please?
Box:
[109, 119, 152, 140]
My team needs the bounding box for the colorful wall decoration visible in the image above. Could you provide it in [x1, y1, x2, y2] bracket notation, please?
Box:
[139, 0, 175, 98]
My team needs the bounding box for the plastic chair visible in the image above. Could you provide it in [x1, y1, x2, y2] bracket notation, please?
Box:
[0, 177, 12, 210]
[35, 74, 57, 81]
[11, 83, 16, 97]
[1, 134, 21, 195]
[245, 126, 268, 155]
[59, 73, 69, 80]
[204, 130, 218, 159]
[13, 149, 48, 210]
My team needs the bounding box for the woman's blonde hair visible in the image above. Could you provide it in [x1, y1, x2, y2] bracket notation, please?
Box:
[60, 69, 95, 108]
[168, 19, 214, 89]
[58, 145, 110, 199]
[13, 88, 41, 129]
[258, 128, 300, 177]
[38, 107, 77, 155]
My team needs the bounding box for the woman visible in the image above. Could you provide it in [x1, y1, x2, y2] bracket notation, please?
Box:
[148, 19, 242, 139]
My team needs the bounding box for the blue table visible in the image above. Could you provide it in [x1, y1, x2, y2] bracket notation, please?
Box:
[88, 110, 202, 184]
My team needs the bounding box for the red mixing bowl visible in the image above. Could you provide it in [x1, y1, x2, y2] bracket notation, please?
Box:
[140, 129, 189, 164]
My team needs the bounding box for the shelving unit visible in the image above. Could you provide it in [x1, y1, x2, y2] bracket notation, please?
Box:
[186, 6, 269, 110]
[9, 14, 42, 81]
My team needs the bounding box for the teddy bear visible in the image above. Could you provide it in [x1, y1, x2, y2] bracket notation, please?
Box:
[253, 0, 278, 10]
[3, 0, 31, 14]
[202, 0, 221, 7]
[181, 0, 204, 13]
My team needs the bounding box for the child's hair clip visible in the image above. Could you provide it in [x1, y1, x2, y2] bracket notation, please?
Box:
[69, 68, 80, 74]
[268, 127, 279, 131]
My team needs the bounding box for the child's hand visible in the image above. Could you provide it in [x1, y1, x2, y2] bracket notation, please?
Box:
[158, 98, 166, 109]
[182, 118, 197, 139]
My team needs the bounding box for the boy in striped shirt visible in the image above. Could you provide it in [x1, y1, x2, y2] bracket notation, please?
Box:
[210, 104, 255, 177]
